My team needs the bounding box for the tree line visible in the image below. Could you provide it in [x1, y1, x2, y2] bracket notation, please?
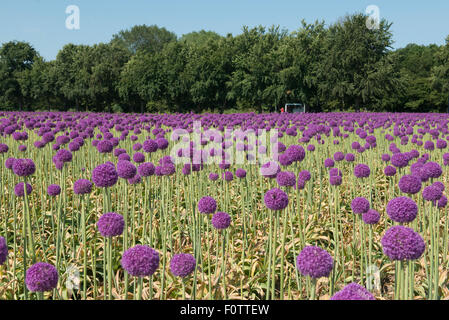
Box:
[1, 13, 449, 113]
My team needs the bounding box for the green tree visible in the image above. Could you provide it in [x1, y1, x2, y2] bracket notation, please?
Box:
[0, 41, 38, 110]
[111, 24, 177, 55]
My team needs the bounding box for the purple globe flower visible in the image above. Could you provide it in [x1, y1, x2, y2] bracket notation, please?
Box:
[331, 283, 375, 300]
[14, 182, 32, 197]
[25, 262, 58, 292]
[209, 173, 219, 181]
[143, 139, 158, 153]
[12, 158, 35, 177]
[381, 226, 425, 261]
[92, 163, 118, 188]
[351, 197, 370, 214]
[423, 161, 442, 178]
[128, 174, 142, 185]
[121, 245, 160, 277]
[276, 171, 296, 187]
[156, 138, 169, 150]
[324, 158, 334, 168]
[345, 153, 355, 162]
[18, 145, 27, 152]
[264, 188, 289, 211]
[235, 168, 247, 178]
[437, 195, 448, 208]
[260, 161, 281, 178]
[362, 209, 380, 225]
[47, 184, 61, 196]
[117, 160, 137, 179]
[97, 140, 114, 153]
[97, 212, 125, 237]
[198, 196, 217, 214]
[329, 168, 342, 177]
[118, 153, 131, 161]
[354, 164, 370, 178]
[296, 246, 333, 279]
[286, 145, 305, 162]
[384, 165, 396, 176]
[0, 143, 9, 153]
[133, 152, 145, 163]
[381, 154, 391, 162]
[73, 179, 93, 195]
[5, 157, 15, 170]
[422, 185, 443, 202]
[432, 181, 445, 192]
[170, 253, 196, 277]
[0, 236, 8, 265]
[55, 149, 73, 163]
[329, 175, 342, 186]
[211, 211, 231, 229]
[398, 175, 422, 195]
[333, 152, 344, 161]
[137, 162, 155, 177]
[298, 170, 311, 181]
[222, 171, 234, 181]
[391, 153, 408, 168]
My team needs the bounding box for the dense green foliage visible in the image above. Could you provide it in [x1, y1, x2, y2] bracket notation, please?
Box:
[1, 14, 449, 113]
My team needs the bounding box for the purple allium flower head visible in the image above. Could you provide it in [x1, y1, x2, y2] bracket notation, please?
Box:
[128, 174, 142, 185]
[92, 163, 118, 188]
[235, 168, 247, 178]
[398, 175, 422, 194]
[386, 196, 418, 223]
[333, 152, 344, 161]
[97, 140, 113, 153]
[121, 245, 159, 277]
[299, 170, 311, 181]
[432, 181, 444, 192]
[47, 184, 61, 196]
[329, 168, 342, 177]
[198, 196, 217, 214]
[264, 188, 289, 211]
[345, 153, 355, 162]
[137, 162, 155, 177]
[423, 161, 442, 178]
[331, 283, 375, 300]
[25, 262, 58, 292]
[354, 164, 370, 178]
[12, 158, 35, 177]
[143, 139, 158, 153]
[14, 182, 32, 197]
[437, 195, 448, 208]
[211, 211, 231, 229]
[324, 158, 334, 168]
[5, 157, 15, 170]
[381, 226, 425, 261]
[296, 246, 333, 279]
[117, 160, 137, 179]
[276, 171, 296, 187]
[209, 173, 219, 181]
[73, 179, 93, 195]
[391, 153, 409, 168]
[170, 253, 196, 277]
[329, 175, 342, 186]
[156, 138, 169, 150]
[422, 185, 443, 202]
[362, 209, 380, 225]
[424, 140, 434, 151]
[381, 154, 391, 162]
[307, 144, 315, 152]
[18, 145, 26, 152]
[222, 171, 234, 181]
[118, 153, 131, 161]
[97, 212, 124, 237]
[384, 165, 396, 176]
[279, 153, 293, 166]
[0, 143, 8, 154]
[351, 197, 370, 214]
[0, 237, 7, 265]
[133, 152, 145, 163]
[286, 145, 305, 162]
[55, 149, 72, 163]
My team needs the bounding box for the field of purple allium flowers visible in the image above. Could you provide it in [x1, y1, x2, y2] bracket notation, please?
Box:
[0, 111, 449, 300]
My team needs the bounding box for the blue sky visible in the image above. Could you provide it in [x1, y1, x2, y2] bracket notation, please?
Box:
[1, 0, 448, 61]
